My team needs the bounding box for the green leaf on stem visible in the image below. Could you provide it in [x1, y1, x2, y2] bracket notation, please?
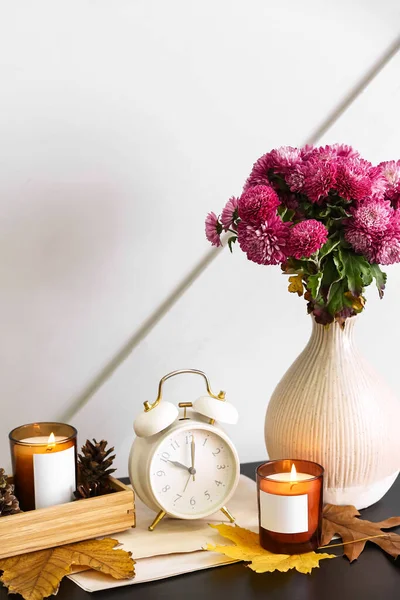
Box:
[338, 249, 372, 296]
[370, 264, 387, 299]
[319, 236, 340, 260]
[327, 280, 346, 315]
[307, 272, 323, 300]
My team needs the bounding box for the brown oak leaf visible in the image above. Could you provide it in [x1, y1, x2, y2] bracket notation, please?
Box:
[322, 504, 400, 562]
[206, 524, 335, 574]
[0, 538, 135, 600]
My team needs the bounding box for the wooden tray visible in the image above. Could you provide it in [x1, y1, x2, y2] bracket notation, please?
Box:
[0, 477, 135, 559]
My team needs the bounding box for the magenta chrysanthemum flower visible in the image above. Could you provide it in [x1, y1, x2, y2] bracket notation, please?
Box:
[375, 232, 400, 265]
[237, 216, 289, 265]
[345, 208, 400, 265]
[335, 158, 373, 201]
[244, 146, 302, 190]
[348, 199, 392, 233]
[238, 185, 280, 226]
[330, 143, 359, 159]
[379, 160, 400, 208]
[287, 219, 328, 259]
[302, 158, 337, 202]
[285, 165, 305, 193]
[344, 228, 375, 259]
[205, 212, 222, 247]
[346, 226, 400, 266]
[221, 196, 238, 231]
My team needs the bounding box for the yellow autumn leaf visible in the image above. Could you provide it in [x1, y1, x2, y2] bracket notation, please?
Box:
[288, 274, 304, 296]
[0, 538, 135, 600]
[206, 524, 335, 575]
[344, 292, 365, 312]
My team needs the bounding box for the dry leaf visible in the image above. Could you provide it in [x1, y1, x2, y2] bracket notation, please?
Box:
[288, 274, 304, 296]
[344, 292, 365, 312]
[322, 504, 400, 562]
[206, 524, 335, 574]
[0, 538, 135, 600]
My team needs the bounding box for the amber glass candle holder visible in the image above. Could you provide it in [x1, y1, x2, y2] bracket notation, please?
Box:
[9, 422, 77, 511]
[257, 459, 324, 554]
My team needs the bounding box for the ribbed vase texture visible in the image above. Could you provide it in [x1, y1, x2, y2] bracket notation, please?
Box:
[265, 317, 400, 509]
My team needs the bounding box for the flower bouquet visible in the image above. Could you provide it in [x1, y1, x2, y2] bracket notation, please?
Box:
[205, 144, 400, 325]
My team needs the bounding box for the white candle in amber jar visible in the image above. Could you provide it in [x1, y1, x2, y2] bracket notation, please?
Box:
[20, 436, 67, 444]
[10, 424, 77, 511]
[267, 472, 313, 482]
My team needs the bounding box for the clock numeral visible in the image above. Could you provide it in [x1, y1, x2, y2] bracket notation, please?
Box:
[212, 448, 221, 456]
[173, 494, 182, 503]
[186, 434, 193, 445]
[215, 480, 224, 487]
[156, 470, 166, 477]
[160, 451, 170, 462]
[203, 437, 208, 446]
[162, 485, 171, 493]
[190, 496, 196, 506]
[170, 440, 180, 451]
[204, 490, 211, 501]
[217, 464, 226, 470]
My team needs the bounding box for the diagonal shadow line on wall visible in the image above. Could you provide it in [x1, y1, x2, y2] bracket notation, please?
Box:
[60, 34, 400, 424]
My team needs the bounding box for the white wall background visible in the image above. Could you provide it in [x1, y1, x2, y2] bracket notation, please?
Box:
[1, 1, 400, 474]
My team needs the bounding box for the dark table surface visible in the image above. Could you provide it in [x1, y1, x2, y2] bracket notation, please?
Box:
[2, 462, 400, 600]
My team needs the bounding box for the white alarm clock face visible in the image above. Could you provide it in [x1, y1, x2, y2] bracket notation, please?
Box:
[149, 422, 239, 519]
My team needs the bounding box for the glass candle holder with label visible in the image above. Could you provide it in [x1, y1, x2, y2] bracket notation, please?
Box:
[257, 459, 324, 554]
[9, 422, 77, 511]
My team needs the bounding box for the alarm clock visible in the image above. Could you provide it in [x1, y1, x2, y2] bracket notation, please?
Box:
[129, 369, 240, 531]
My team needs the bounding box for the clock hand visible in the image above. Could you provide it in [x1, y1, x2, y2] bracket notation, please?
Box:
[191, 436, 196, 482]
[168, 460, 190, 471]
[183, 472, 191, 493]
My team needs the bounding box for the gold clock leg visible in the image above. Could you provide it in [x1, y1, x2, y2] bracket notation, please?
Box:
[148, 510, 166, 531]
[220, 506, 235, 523]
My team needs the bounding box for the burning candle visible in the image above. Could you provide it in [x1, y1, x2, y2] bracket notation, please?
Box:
[257, 459, 324, 554]
[9, 423, 77, 511]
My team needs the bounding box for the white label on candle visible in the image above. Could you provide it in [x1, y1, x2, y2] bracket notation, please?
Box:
[260, 490, 308, 534]
[33, 446, 76, 509]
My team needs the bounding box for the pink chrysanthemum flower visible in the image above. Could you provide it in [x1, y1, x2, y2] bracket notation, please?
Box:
[344, 228, 375, 259]
[330, 143, 360, 159]
[244, 146, 302, 190]
[237, 216, 289, 265]
[335, 158, 373, 201]
[285, 165, 305, 193]
[375, 232, 400, 265]
[348, 199, 392, 233]
[379, 160, 400, 208]
[238, 185, 280, 225]
[221, 196, 238, 231]
[287, 219, 328, 259]
[345, 209, 400, 265]
[303, 158, 337, 202]
[205, 212, 222, 247]
[369, 165, 388, 200]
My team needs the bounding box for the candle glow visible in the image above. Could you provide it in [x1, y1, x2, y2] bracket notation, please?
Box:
[290, 463, 297, 481]
[47, 432, 56, 449]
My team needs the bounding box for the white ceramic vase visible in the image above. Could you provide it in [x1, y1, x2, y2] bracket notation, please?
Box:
[265, 316, 400, 509]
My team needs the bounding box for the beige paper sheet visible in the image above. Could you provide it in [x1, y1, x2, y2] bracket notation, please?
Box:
[69, 474, 257, 591]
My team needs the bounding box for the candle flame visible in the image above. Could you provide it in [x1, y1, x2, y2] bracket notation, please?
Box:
[47, 432, 56, 448]
[290, 463, 297, 481]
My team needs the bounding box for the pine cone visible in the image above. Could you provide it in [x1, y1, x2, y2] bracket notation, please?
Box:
[0, 481, 21, 517]
[0, 468, 8, 490]
[76, 439, 116, 497]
